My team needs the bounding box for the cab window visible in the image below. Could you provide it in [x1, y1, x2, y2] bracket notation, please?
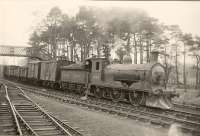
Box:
[96, 62, 100, 70]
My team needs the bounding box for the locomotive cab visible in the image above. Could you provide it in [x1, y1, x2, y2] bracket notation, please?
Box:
[85, 57, 108, 83]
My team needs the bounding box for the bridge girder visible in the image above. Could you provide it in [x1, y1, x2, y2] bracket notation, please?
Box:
[0, 45, 43, 60]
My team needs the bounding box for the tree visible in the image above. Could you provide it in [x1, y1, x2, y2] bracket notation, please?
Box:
[189, 36, 200, 88]
[29, 7, 64, 60]
[75, 6, 100, 60]
[96, 29, 115, 60]
[167, 25, 183, 85]
[44, 7, 63, 59]
[28, 31, 41, 57]
[104, 10, 164, 64]
[59, 14, 71, 60]
[141, 17, 164, 63]
[181, 33, 194, 91]
[28, 31, 51, 60]
[155, 34, 171, 84]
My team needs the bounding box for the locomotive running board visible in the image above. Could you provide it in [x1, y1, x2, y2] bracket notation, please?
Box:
[146, 95, 173, 109]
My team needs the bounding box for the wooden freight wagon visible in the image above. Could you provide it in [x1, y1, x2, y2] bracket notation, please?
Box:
[8, 66, 14, 77]
[19, 66, 28, 81]
[27, 61, 41, 82]
[8, 65, 19, 79]
[0, 65, 4, 78]
[3, 66, 9, 78]
[13, 66, 20, 79]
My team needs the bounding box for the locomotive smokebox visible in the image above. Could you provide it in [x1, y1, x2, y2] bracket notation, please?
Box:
[150, 51, 159, 63]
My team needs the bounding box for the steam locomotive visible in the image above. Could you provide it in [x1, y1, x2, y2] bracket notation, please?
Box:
[3, 51, 178, 109]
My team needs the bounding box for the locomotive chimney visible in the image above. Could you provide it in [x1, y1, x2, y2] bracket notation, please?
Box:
[150, 51, 159, 63]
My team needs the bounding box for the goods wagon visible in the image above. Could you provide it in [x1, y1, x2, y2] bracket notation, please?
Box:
[4, 65, 22, 80]
[3, 66, 9, 78]
[13, 66, 20, 78]
[3, 65, 19, 79]
[8, 66, 19, 78]
[19, 66, 28, 81]
[27, 61, 41, 82]
[0, 65, 4, 78]
[39, 60, 73, 88]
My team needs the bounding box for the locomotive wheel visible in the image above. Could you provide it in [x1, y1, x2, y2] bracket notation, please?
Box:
[94, 87, 103, 98]
[111, 89, 121, 102]
[50, 83, 54, 89]
[53, 83, 58, 89]
[79, 87, 86, 96]
[103, 88, 111, 98]
[129, 91, 145, 106]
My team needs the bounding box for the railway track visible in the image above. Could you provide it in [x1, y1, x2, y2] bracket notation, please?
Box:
[173, 101, 200, 112]
[0, 81, 84, 136]
[0, 84, 22, 136]
[12, 80, 200, 114]
[3, 79, 200, 135]
[3, 80, 200, 136]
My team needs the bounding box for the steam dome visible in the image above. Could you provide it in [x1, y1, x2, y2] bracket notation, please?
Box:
[123, 55, 132, 64]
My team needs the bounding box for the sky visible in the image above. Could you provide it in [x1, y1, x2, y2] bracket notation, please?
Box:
[0, 0, 200, 65]
[0, 0, 200, 46]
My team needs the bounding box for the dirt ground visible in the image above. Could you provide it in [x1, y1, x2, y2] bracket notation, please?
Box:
[174, 88, 200, 105]
[28, 93, 190, 136]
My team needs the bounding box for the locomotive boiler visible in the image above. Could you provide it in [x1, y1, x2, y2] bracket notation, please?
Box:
[103, 62, 173, 109]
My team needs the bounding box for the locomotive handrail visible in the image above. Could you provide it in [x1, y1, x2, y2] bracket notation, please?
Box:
[2, 83, 23, 136]
[17, 86, 73, 136]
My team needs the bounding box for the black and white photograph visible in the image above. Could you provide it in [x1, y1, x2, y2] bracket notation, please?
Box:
[0, 0, 200, 136]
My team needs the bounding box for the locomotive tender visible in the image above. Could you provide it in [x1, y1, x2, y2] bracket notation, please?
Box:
[3, 51, 178, 109]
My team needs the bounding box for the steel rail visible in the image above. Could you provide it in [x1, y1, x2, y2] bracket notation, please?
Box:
[17, 82, 200, 120]
[20, 84, 200, 134]
[173, 101, 200, 111]
[17, 86, 73, 136]
[50, 114, 83, 136]
[13, 106, 39, 136]
[3, 79, 200, 135]
[14, 80, 200, 117]
[2, 83, 23, 136]
[4, 83, 39, 136]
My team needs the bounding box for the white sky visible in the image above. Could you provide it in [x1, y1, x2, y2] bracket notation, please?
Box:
[0, 0, 200, 65]
[0, 0, 200, 46]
